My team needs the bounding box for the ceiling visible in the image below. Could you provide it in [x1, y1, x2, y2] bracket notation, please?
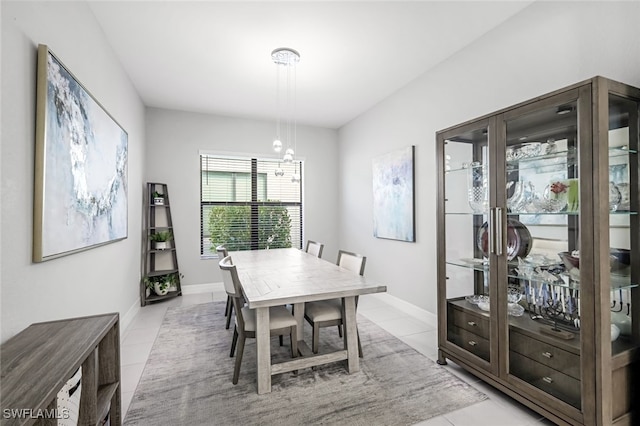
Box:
[88, 1, 533, 129]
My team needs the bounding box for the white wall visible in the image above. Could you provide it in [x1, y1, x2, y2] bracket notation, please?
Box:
[338, 1, 640, 314]
[145, 108, 339, 286]
[1, 1, 146, 342]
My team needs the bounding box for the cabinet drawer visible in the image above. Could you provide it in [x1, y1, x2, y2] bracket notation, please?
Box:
[510, 351, 581, 409]
[449, 306, 490, 339]
[448, 325, 490, 362]
[509, 330, 580, 380]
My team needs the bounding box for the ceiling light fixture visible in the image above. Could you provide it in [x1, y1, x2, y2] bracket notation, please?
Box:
[271, 47, 300, 176]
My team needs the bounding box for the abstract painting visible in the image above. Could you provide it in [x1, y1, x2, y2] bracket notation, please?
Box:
[33, 45, 128, 262]
[372, 145, 415, 242]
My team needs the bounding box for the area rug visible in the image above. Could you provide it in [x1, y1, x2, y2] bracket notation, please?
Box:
[124, 301, 486, 425]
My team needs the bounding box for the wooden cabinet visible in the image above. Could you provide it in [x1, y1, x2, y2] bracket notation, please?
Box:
[436, 77, 640, 425]
[141, 182, 182, 306]
[0, 313, 121, 426]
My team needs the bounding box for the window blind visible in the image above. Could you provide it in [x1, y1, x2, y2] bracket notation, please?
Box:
[200, 154, 302, 257]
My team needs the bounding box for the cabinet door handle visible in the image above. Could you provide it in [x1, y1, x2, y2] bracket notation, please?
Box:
[467, 321, 477, 327]
[495, 207, 503, 256]
[489, 208, 495, 254]
[542, 351, 553, 359]
[542, 376, 553, 384]
[468, 340, 478, 346]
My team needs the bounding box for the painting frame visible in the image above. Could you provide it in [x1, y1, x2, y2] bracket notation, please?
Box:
[372, 145, 416, 242]
[33, 44, 128, 262]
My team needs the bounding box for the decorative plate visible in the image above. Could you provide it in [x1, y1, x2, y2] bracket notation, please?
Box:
[477, 218, 532, 261]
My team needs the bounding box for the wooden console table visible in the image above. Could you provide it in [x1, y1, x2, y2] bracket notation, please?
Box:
[0, 313, 121, 425]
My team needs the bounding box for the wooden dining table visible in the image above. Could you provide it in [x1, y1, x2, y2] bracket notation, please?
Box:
[231, 247, 387, 394]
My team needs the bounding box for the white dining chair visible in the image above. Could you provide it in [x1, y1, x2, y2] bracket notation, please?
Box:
[303, 250, 366, 356]
[216, 245, 235, 329]
[219, 255, 298, 384]
[305, 240, 324, 258]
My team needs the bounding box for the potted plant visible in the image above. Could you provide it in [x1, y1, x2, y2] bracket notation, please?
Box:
[152, 191, 165, 205]
[143, 275, 169, 296]
[149, 230, 172, 250]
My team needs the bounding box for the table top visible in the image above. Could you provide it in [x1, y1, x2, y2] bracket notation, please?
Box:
[231, 248, 387, 308]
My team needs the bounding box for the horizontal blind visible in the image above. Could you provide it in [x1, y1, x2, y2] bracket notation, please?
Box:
[200, 154, 302, 256]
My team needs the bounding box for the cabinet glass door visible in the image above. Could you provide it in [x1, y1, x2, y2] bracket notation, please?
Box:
[608, 92, 639, 356]
[502, 97, 583, 409]
[443, 124, 493, 365]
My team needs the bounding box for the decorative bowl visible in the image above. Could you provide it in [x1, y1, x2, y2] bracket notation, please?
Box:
[559, 248, 631, 272]
[609, 248, 631, 271]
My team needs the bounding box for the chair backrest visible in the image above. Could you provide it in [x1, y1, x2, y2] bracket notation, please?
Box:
[305, 240, 324, 258]
[216, 244, 228, 259]
[218, 255, 241, 297]
[337, 250, 366, 276]
[218, 255, 245, 328]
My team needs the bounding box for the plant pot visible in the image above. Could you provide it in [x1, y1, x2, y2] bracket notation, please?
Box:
[154, 282, 169, 296]
[154, 241, 168, 250]
[153, 197, 164, 205]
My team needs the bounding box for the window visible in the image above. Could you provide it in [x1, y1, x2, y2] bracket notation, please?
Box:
[200, 154, 302, 257]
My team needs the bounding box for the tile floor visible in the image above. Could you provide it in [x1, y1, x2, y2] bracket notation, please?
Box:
[120, 290, 555, 425]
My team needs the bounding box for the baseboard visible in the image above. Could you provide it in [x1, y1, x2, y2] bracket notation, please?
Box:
[121, 298, 141, 340]
[368, 293, 438, 327]
[181, 282, 224, 295]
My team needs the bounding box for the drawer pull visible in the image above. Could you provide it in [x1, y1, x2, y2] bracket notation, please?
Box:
[542, 351, 553, 359]
[542, 376, 553, 384]
[468, 340, 478, 347]
[467, 321, 477, 327]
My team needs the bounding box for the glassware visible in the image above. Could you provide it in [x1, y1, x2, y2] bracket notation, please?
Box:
[467, 162, 488, 213]
[609, 181, 622, 212]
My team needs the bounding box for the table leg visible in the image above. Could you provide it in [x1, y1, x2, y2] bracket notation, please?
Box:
[256, 307, 271, 394]
[293, 302, 304, 342]
[342, 296, 359, 373]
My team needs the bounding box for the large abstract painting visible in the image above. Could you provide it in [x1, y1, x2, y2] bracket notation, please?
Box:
[372, 145, 415, 242]
[33, 45, 128, 262]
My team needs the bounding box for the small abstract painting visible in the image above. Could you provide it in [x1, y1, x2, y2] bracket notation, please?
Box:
[372, 145, 415, 242]
[33, 45, 128, 262]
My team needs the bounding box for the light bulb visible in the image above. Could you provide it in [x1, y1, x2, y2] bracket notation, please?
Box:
[283, 153, 293, 163]
[273, 139, 282, 153]
[274, 167, 284, 177]
[285, 148, 294, 157]
[291, 172, 301, 183]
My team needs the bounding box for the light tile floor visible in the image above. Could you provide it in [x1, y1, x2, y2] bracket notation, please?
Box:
[120, 290, 555, 425]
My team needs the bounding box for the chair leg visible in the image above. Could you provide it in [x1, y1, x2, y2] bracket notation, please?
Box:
[224, 296, 231, 316]
[225, 302, 233, 330]
[312, 323, 320, 354]
[230, 326, 238, 357]
[357, 329, 363, 358]
[232, 334, 245, 385]
[290, 326, 298, 358]
[338, 324, 343, 338]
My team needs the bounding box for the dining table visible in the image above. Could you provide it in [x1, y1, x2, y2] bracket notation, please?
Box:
[231, 247, 387, 394]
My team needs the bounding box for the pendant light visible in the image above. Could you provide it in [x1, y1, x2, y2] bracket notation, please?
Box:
[271, 48, 300, 174]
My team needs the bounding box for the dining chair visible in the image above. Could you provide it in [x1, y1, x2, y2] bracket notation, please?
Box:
[219, 255, 298, 384]
[216, 245, 234, 329]
[305, 240, 324, 258]
[304, 250, 366, 356]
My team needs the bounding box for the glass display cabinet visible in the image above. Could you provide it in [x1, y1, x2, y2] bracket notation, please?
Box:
[436, 77, 639, 426]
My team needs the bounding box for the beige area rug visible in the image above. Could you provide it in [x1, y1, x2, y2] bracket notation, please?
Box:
[124, 301, 486, 425]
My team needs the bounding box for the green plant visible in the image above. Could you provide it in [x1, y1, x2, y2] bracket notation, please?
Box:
[207, 204, 292, 252]
[143, 275, 168, 291]
[149, 230, 173, 242]
[152, 191, 164, 199]
[166, 272, 184, 286]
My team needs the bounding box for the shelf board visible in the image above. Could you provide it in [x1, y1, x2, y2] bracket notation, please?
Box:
[96, 382, 119, 423]
[146, 269, 179, 277]
[145, 290, 182, 303]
